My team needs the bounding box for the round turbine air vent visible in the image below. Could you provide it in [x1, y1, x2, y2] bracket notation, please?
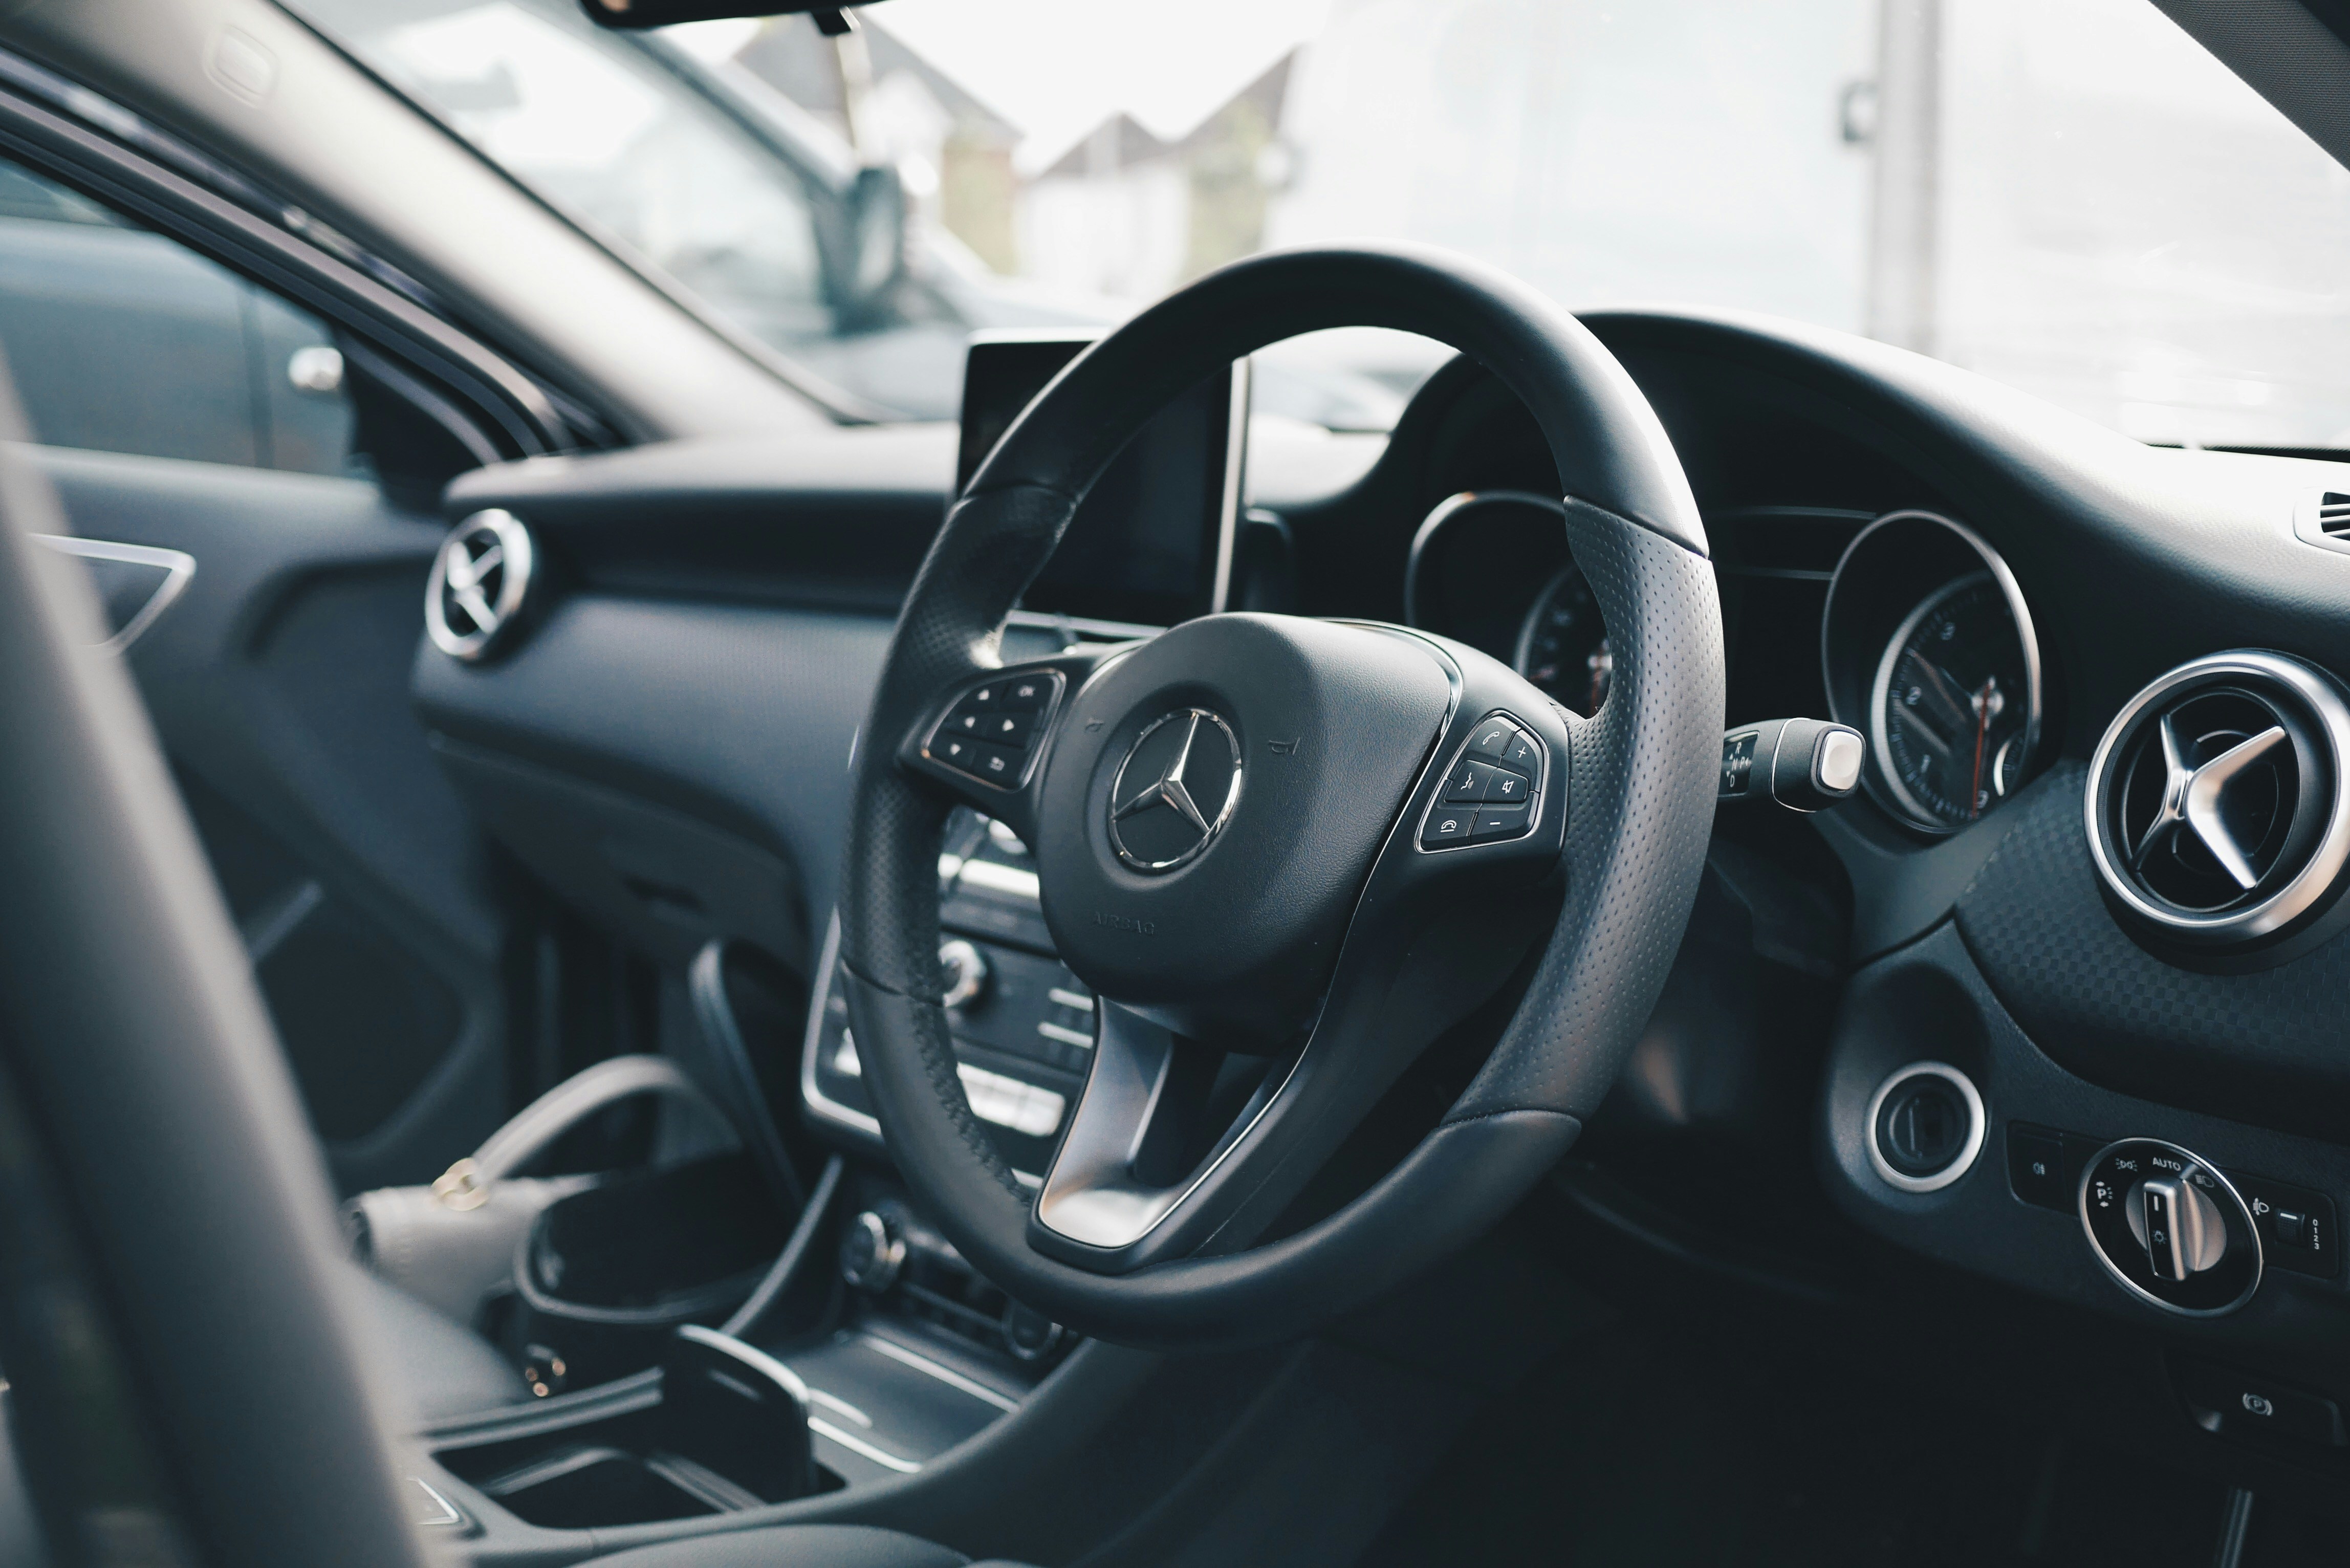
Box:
[2085, 651, 2350, 951]
[426, 508, 536, 662]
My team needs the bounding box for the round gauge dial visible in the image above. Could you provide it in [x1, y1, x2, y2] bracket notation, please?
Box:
[1513, 566, 1612, 716]
[1870, 572, 2034, 830]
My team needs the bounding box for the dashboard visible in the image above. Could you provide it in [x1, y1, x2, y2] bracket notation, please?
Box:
[412, 304, 2350, 1499]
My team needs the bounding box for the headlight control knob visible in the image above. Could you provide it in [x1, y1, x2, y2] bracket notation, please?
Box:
[2126, 1170, 2228, 1281]
[938, 939, 988, 1012]
[2080, 1139, 2261, 1316]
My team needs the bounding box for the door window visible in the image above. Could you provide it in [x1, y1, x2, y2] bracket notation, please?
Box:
[293, 0, 834, 355]
[0, 157, 356, 473]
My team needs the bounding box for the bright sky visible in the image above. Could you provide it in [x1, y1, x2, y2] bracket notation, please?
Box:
[873, 0, 1332, 173]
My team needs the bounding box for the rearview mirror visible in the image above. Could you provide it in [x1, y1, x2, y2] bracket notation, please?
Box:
[820, 163, 909, 327]
[577, 0, 871, 30]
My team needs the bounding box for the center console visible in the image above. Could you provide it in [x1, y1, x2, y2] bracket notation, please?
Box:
[804, 809, 1086, 1366]
[409, 816, 1089, 1554]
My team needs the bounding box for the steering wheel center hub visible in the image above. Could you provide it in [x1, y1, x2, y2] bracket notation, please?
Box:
[1032, 613, 1455, 1045]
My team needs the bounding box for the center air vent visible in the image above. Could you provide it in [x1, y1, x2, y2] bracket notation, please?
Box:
[2086, 651, 2350, 952]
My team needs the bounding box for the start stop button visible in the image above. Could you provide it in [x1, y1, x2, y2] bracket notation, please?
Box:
[1865, 1062, 1986, 1193]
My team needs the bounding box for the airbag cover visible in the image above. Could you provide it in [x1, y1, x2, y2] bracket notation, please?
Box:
[1033, 614, 1452, 1042]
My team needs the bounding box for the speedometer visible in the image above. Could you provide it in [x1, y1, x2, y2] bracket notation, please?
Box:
[1870, 573, 2032, 830]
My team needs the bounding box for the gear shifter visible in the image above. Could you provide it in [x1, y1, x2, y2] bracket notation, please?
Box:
[1717, 718, 1865, 813]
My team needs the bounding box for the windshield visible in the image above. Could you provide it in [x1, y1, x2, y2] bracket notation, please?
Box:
[289, 0, 2350, 447]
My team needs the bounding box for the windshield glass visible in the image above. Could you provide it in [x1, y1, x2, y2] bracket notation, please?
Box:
[289, 0, 2350, 447]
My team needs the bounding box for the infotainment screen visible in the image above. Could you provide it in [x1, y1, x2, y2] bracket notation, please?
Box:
[956, 330, 1246, 630]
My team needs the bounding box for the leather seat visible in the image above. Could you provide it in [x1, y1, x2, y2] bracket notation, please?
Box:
[580, 1526, 1035, 1568]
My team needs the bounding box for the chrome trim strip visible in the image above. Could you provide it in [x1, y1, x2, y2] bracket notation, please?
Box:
[951, 857, 1041, 903]
[1208, 357, 1251, 615]
[34, 534, 195, 655]
[673, 1323, 811, 1406]
[803, 1387, 873, 1427]
[807, 1418, 921, 1473]
[800, 912, 882, 1141]
[856, 1333, 1021, 1413]
[1005, 607, 1164, 643]
[408, 1477, 464, 1529]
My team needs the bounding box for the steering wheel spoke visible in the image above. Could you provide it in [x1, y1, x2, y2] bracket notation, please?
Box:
[1030, 669, 1575, 1274]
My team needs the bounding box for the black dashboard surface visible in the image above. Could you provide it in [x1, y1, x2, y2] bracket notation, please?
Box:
[415, 307, 2350, 1491]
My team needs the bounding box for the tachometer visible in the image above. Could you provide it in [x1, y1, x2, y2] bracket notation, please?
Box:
[1870, 572, 2032, 829]
[1514, 565, 1613, 716]
[1824, 509, 2044, 836]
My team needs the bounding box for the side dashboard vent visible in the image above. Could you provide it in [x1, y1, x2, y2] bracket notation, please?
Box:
[426, 507, 537, 662]
[2292, 491, 2350, 555]
[2085, 650, 2350, 954]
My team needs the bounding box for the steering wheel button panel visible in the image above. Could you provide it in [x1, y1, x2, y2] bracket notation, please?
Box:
[966, 676, 1052, 711]
[1466, 717, 1518, 759]
[1418, 711, 1548, 853]
[1470, 803, 1532, 841]
[940, 737, 1020, 781]
[1445, 759, 1507, 803]
[925, 669, 1066, 788]
[1421, 809, 1474, 847]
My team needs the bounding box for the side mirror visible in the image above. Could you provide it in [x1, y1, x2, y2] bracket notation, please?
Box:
[821, 163, 908, 328]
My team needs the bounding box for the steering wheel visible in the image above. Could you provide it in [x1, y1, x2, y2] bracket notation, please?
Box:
[842, 245, 1723, 1348]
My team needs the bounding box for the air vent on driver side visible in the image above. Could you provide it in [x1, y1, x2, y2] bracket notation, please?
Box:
[2085, 650, 2350, 955]
[426, 508, 537, 663]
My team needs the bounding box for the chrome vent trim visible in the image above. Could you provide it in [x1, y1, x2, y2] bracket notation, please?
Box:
[2084, 650, 2350, 948]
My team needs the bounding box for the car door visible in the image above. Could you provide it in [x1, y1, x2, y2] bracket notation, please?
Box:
[0, 137, 588, 1192]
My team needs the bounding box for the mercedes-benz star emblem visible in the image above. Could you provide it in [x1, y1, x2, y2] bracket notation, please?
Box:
[426, 508, 535, 663]
[1107, 709, 1243, 873]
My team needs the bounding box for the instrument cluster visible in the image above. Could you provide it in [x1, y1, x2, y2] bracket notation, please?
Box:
[1406, 497, 2048, 837]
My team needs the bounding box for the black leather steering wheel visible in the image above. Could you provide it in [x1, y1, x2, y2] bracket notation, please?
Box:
[841, 244, 1724, 1348]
